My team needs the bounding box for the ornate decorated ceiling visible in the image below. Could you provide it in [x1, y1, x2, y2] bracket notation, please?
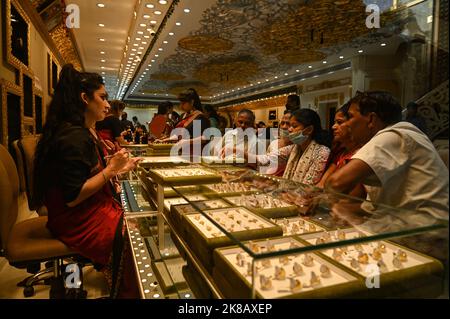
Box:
[63, 0, 424, 103]
[30, 0, 82, 70]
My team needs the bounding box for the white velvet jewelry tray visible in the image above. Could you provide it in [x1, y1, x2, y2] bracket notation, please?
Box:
[299, 229, 440, 278]
[271, 216, 326, 236]
[224, 194, 298, 218]
[203, 182, 258, 196]
[148, 168, 222, 186]
[213, 236, 360, 299]
[163, 195, 208, 211]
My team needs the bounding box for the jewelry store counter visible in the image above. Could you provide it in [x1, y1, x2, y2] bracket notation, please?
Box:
[120, 156, 448, 299]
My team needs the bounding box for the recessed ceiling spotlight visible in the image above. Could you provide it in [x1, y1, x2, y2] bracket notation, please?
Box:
[132, 48, 137, 51]
[175, 22, 181, 26]
[308, 65, 312, 69]
[339, 56, 344, 59]
[381, 43, 387, 47]
[144, 35, 150, 38]
[323, 61, 327, 64]
[169, 32, 174, 36]
[284, 73, 288, 75]
[140, 23, 146, 27]
[146, 4, 155, 9]
[296, 69, 300, 72]
[358, 49, 364, 53]
[159, 0, 168, 4]
[102, 72, 105, 74]
[143, 14, 150, 19]
[100, 51, 105, 54]
[137, 31, 144, 35]
[150, 20, 157, 24]
[158, 48, 163, 51]
[151, 60, 155, 62]
[101, 66, 105, 69]
[184, 9, 191, 13]
[154, 10, 162, 15]
[97, 3, 105, 8]
[98, 23, 105, 27]
[142, 41, 147, 44]
[99, 38, 105, 41]
[274, 76, 278, 79]
[163, 41, 168, 44]
[101, 59, 106, 62]
[154, 55, 159, 57]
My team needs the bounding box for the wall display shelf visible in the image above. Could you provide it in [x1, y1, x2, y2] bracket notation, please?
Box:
[147, 168, 222, 186]
[0, 80, 22, 148]
[181, 207, 283, 272]
[224, 194, 298, 218]
[213, 236, 361, 299]
[4, 0, 30, 70]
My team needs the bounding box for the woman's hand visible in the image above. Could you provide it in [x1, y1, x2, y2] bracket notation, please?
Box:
[105, 149, 129, 174]
[101, 139, 120, 155]
[117, 157, 143, 175]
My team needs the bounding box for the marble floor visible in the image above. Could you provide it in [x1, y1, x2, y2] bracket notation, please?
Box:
[0, 257, 109, 299]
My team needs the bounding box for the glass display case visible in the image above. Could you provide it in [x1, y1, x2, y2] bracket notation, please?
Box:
[122, 156, 448, 299]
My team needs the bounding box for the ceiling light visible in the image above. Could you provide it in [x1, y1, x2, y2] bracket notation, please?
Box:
[154, 55, 159, 57]
[146, 4, 155, 9]
[339, 56, 344, 59]
[101, 59, 106, 62]
[101, 66, 105, 69]
[151, 60, 155, 62]
[169, 32, 174, 36]
[159, 0, 168, 4]
[184, 9, 191, 13]
[163, 41, 168, 44]
[142, 41, 147, 44]
[176, 22, 181, 26]
[308, 65, 312, 69]
[154, 11, 162, 15]
[323, 61, 327, 64]
[143, 14, 150, 19]
[99, 38, 105, 41]
[101, 72, 105, 74]
[100, 51, 105, 54]
[98, 23, 105, 27]
[144, 35, 150, 38]
[97, 3, 105, 8]
[150, 20, 157, 24]
[158, 48, 163, 51]
[132, 48, 136, 51]
[284, 73, 288, 75]
[381, 43, 387, 47]
[140, 23, 146, 27]
[358, 49, 364, 53]
[137, 31, 144, 35]
[135, 37, 141, 41]
[133, 43, 138, 46]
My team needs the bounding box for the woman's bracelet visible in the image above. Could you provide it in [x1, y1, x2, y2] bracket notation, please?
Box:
[102, 169, 110, 183]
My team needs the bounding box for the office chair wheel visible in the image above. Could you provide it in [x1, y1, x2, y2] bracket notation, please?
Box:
[23, 286, 35, 298]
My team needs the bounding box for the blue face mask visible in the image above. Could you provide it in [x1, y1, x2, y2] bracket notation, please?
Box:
[279, 128, 289, 138]
[288, 130, 309, 145]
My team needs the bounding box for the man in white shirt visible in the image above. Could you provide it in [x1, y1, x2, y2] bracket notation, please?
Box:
[326, 91, 448, 259]
[327, 91, 448, 219]
[217, 109, 258, 160]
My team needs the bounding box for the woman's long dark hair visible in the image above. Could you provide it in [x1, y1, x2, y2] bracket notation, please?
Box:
[291, 108, 330, 147]
[32, 64, 104, 207]
[178, 88, 202, 111]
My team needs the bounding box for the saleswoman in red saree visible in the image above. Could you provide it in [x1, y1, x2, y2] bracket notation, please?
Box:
[33, 64, 141, 298]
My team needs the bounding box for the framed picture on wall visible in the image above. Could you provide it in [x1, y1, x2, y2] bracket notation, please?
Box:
[268, 109, 277, 121]
[5, 0, 31, 70]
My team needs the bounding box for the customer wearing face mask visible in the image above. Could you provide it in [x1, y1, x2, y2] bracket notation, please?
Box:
[283, 109, 330, 185]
